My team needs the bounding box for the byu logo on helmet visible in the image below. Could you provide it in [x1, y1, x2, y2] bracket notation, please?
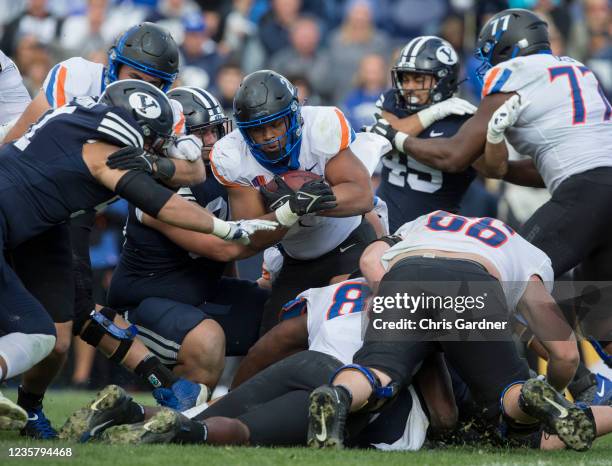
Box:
[129, 92, 162, 119]
[436, 46, 458, 65]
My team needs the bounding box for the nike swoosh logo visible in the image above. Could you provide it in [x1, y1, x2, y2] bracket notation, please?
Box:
[315, 411, 327, 442]
[339, 243, 356, 253]
[27, 414, 39, 421]
[543, 395, 568, 418]
[429, 130, 444, 137]
[89, 419, 113, 437]
[597, 382, 605, 398]
[297, 195, 311, 201]
[91, 393, 111, 411]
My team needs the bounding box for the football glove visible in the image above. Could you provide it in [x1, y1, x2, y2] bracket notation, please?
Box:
[212, 218, 279, 245]
[417, 97, 477, 128]
[487, 95, 528, 144]
[364, 117, 408, 154]
[164, 135, 203, 162]
[106, 146, 176, 182]
[274, 179, 337, 227]
[260, 175, 295, 211]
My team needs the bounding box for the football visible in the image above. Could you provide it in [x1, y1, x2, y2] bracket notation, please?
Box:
[264, 170, 322, 192]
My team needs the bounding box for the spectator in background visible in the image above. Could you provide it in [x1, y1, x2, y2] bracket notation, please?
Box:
[145, 0, 201, 45]
[257, 0, 301, 57]
[268, 15, 331, 100]
[222, 0, 258, 57]
[0, 0, 64, 57]
[58, 0, 113, 58]
[13, 35, 52, 96]
[381, 0, 450, 41]
[212, 61, 244, 115]
[342, 53, 387, 130]
[326, 0, 390, 102]
[179, 12, 226, 88]
[287, 73, 322, 106]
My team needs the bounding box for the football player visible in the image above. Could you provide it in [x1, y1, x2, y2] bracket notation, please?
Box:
[368, 9, 612, 405]
[307, 211, 596, 451]
[368, 36, 478, 232]
[105, 87, 268, 396]
[209, 70, 380, 336]
[59, 277, 452, 449]
[0, 80, 274, 433]
[1, 23, 204, 439]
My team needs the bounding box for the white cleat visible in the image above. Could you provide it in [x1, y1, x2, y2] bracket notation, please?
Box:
[0, 390, 27, 430]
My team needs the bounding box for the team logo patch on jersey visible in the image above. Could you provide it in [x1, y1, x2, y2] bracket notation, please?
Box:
[435, 46, 458, 65]
[129, 92, 162, 119]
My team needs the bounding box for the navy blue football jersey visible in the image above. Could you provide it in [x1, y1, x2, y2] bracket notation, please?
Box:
[375, 89, 476, 233]
[0, 99, 143, 249]
[107, 165, 229, 308]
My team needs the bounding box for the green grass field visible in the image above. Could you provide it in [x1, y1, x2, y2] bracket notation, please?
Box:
[0, 390, 610, 466]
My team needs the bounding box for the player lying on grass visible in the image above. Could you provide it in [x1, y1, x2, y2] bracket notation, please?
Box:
[0, 80, 276, 431]
[307, 211, 599, 451]
[58, 276, 457, 448]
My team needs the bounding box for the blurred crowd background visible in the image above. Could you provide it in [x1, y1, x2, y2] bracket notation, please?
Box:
[0, 0, 609, 389]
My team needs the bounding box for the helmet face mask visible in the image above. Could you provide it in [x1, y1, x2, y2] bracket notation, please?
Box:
[233, 70, 303, 167]
[392, 36, 459, 114]
[107, 22, 179, 92]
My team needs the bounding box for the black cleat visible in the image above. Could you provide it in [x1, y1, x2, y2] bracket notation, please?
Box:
[307, 385, 350, 449]
[59, 385, 140, 442]
[100, 407, 183, 444]
[519, 378, 596, 451]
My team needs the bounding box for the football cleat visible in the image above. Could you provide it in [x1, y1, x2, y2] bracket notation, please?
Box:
[575, 373, 612, 407]
[59, 385, 140, 442]
[152, 379, 209, 412]
[100, 407, 181, 444]
[20, 407, 57, 440]
[307, 385, 351, 449]
[519, 378, 596, 451]
[0, 391, 27, 431]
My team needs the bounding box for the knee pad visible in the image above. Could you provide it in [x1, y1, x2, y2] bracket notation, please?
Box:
[330, 364, 399, 412]
[79, 307, 137, 364]
[0, 333, 56, 379]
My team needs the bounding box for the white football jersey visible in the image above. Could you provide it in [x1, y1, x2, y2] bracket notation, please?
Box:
[210, 106, 365, 259]
[42, 57, 186, 134]
[0, 50, 31, 125]
[385, 211, 553, 310]
[482, 54, 612, 193]
[302, 278, 428, 451]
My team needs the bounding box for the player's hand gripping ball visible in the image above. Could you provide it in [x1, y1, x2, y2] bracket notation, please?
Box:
[260, 170, 322, 211]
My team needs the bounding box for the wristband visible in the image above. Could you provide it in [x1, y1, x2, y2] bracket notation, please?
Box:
[486, 128, 505, 145]
[212, 217, 231, 239]
[376, 235, 403, 247]
[416, 107, 436, 128]
[393, 132, 408, 153]
[154, 157, 177, 182]
[275, 201, 299, 227]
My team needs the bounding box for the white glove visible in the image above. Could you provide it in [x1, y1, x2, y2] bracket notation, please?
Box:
[417, 97, 477, 128]
[212, 218, 278, 245]
[487, 95, 527, 144]
[165, 135, 203, 162]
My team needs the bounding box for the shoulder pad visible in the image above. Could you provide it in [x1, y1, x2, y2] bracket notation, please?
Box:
[43, 57, 103, 108]
[208, 131, 249, 187]
[481, 58, 538, 98]
[304, 106, 356, 158]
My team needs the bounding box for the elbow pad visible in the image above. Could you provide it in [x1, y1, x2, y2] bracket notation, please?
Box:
[115, 171, 173, 218]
